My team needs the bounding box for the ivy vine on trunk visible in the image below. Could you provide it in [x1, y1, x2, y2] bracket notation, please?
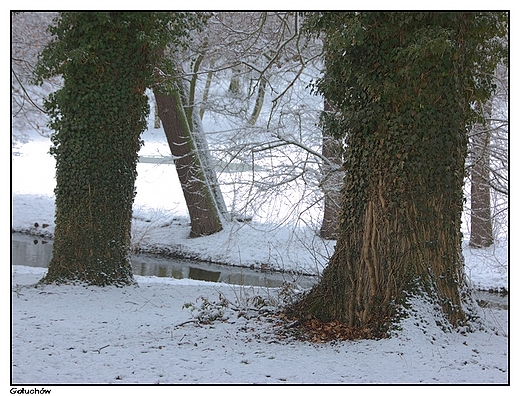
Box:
[33, 12, 203, 286]
[288, 12, 508, 335]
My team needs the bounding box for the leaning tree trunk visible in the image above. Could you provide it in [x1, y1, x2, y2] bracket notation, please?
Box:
[154, 84, 223, 237]
[469, 101, 493, 248]
[183, 61, 229, 220]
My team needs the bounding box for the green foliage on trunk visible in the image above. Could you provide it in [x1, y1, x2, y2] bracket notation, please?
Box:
[290, 12, 507, 333]
[33, 12, 203, 286]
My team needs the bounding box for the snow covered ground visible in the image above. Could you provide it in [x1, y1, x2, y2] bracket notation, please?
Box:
[10, 265, 509, 385]
[10, 126, 509, 386]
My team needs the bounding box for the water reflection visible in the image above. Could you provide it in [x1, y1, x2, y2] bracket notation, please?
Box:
[11, 233, 508, 308]
[188, 267, 220, 283]
[11, 233, 52, 269]
[11, 233, 317, 288]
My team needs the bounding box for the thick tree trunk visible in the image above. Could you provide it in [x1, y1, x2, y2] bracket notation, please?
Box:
[290, 170, 467, 335]
[154, 85, 223, 237]
[40, 13, 153, 287]
[469, 102, 493, 248]
[44, 140, 137, 286]
[289, 58, 469, 334]
[287, 11, 503, 339]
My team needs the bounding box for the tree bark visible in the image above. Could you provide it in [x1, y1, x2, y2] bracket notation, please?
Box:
[229, 66, 243, 95]
[248, 77, 267, 125]
[286, 13, 482, 335]
[469, 101, 494, 248]
[154, 85, 223, 237]
[319, 99, 343, 239]
[290, 170, 467, 334]
[153, 98, 161, 129]
[39, 13, 157, 286]
[199, 59, 214, 121]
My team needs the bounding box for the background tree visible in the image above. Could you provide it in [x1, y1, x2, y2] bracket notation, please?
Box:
[153, 71, 224, 237]
[319, 99, 343, 239]
[177, 12, 326, 230]
[288, 12, 508, 334]
[467, 59, 508, 248]
[11, 12, 58, 144]
[469, 100, 493, 248]
[34, 12, 201, 285]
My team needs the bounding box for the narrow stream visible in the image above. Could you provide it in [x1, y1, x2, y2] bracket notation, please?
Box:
[11, 233, 318, 289]
[11, 233, 507, 309]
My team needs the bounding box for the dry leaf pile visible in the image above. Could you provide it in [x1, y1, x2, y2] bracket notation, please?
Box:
[276, 316, 385, 343]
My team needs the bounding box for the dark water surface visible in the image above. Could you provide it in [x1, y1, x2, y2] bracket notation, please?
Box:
[11, 232, 317, 289]
[11, 233, 507, 309]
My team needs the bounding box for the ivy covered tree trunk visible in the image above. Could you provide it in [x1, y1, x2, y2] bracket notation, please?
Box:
[33, 12, 202, 286]
[289, 12, 507, 335]
[154, 82, 224, 237]
[36, 13, 150, 285]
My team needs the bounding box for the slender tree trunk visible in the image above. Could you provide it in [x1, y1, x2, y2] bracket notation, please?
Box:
[469, 101, 493, 248]
[153, 84, 223, 237]
[320, 99, 343, 239]
[183, 59, 229, 220]
[153, 98, 161, 128]
[248, 77, 267, 125]
[199, 59, 214, 121]
[229, 66, 242, 95]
